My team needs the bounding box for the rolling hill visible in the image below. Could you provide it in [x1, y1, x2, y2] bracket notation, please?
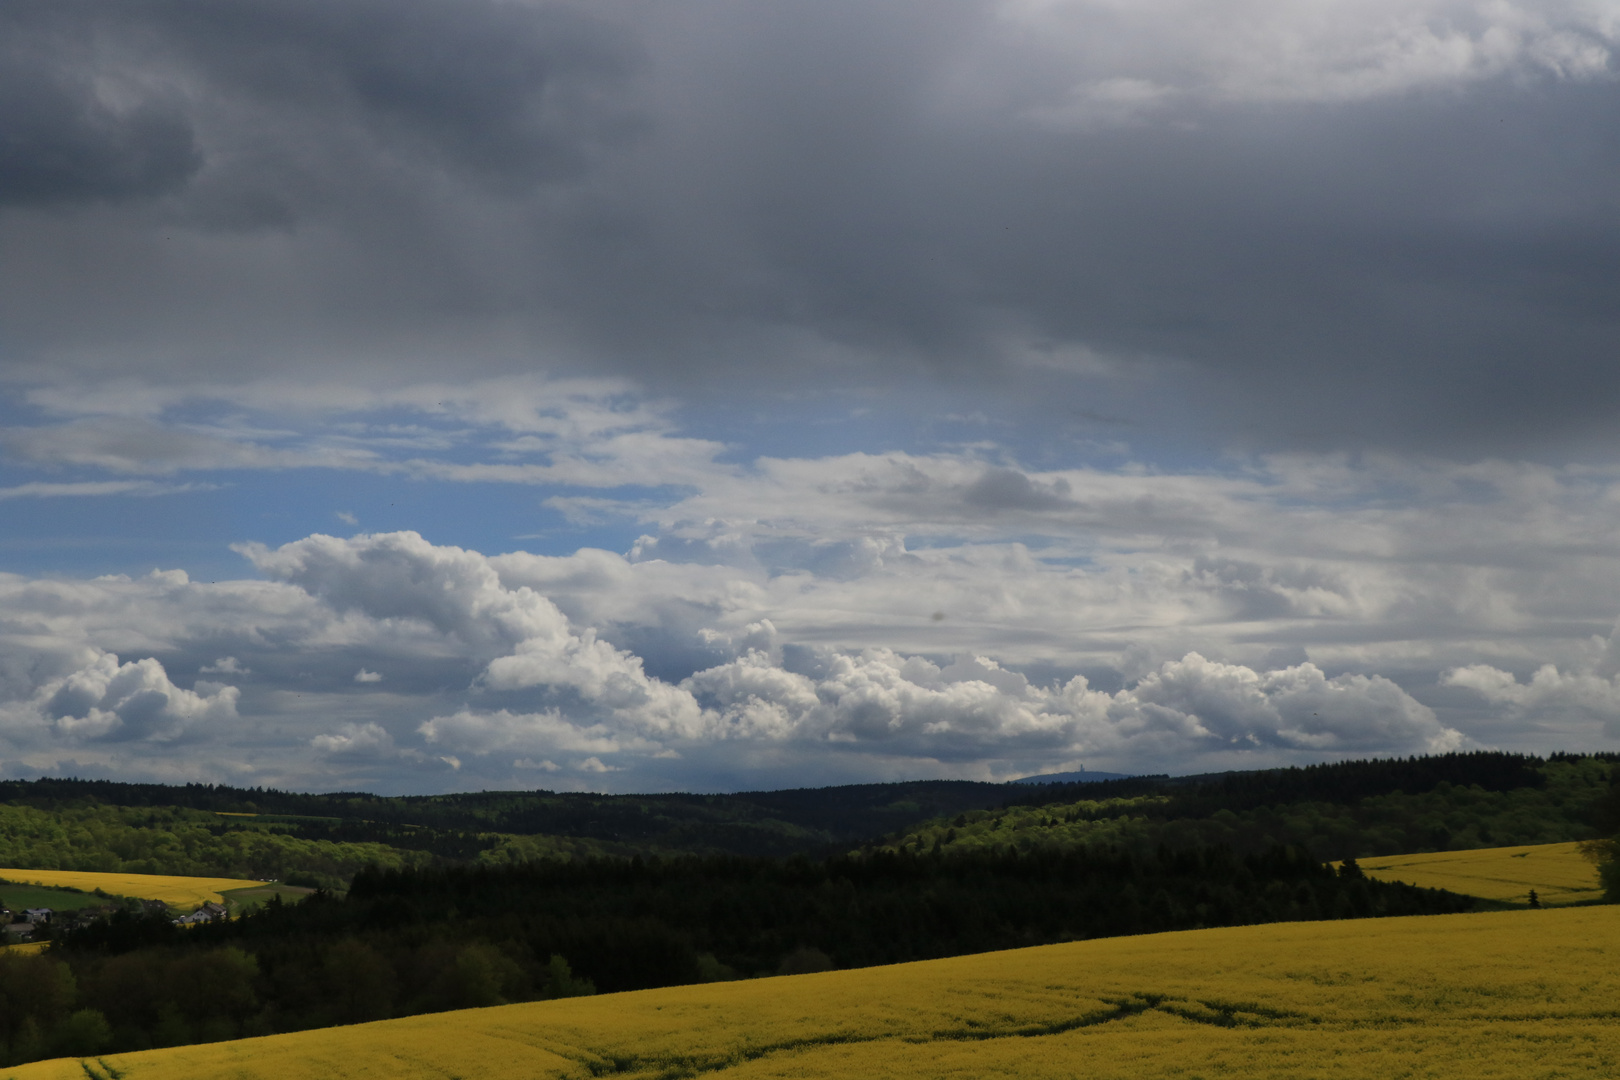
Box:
[1354, 841, 1603, 907]
[12, 904, 1617, 1079]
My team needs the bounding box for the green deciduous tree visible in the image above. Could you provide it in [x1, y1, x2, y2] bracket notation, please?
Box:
[53, 1008, 111, 1057]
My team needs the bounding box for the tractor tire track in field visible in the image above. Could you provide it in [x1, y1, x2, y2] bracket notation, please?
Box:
[571, 991, 1310, 1079]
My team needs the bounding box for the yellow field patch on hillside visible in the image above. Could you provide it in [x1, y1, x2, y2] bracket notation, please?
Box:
[1, 942, 47, 955]
[215, 883, 314, 909]
[12, 905, 1619, 1080]
[1357, 840, 1602, 905]
[0, 869, 261, 909]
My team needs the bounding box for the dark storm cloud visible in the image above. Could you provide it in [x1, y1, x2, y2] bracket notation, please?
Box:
[3, 0, 1619, 453]
[0, 7, 199, 205]
[149, 0, 645, 188]
[0, 0, 641, 202]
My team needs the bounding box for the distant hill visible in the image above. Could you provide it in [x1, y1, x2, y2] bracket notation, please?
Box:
[0, 751, 1611, 879]
[883, 752, 1616, 865]
[1007, 770, 1134, 784]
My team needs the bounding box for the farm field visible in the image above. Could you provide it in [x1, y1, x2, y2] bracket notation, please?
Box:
[216, 882, 315, 911]
[11, 904, 1617, 1080]
[1357, 840, 1602, 906]
[0, 869, 260, 909]
[0, 881, 102, 914]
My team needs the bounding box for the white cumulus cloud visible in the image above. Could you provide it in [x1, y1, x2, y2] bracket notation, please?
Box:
[1445, 662, 1620, 736]
[310, 722, 395, 758]
[29, 652, 239, 743]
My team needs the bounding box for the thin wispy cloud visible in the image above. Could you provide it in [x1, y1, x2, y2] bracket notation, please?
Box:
[0, 480, 206, 501]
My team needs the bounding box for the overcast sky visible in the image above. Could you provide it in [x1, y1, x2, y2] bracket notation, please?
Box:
[3, 0, 1620, 794]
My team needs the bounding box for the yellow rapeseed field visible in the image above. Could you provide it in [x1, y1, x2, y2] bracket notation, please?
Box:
[1357, 840, 1602, 905]
[10, 905, 1618, 1079]
[0, 868, 261, 909]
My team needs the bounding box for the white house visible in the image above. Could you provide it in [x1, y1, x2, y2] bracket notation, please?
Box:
[173, 901, 229, 926]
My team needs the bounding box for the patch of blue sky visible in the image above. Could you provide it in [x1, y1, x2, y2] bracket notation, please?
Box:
[0, 464, 673, 580]
[0, 476, 237, 579]
[240, 472, 683, 560]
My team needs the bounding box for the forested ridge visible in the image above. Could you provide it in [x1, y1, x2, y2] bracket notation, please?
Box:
[0, 753, 1611, 884]
[889, 755, 1617, 863]
[1005, 750, 1567, 811]
[0, 778, 1016, 871]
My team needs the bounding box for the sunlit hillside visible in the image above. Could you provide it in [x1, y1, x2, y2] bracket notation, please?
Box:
[1356, 841, 1602, 906]
[0, 869, 262, 909]
[12, 906, 1617, 1079]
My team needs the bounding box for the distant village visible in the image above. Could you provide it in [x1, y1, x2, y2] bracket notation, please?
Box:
[3, 896, 231, 943]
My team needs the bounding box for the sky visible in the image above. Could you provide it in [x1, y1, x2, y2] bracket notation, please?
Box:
[3, 0, 1620, 795]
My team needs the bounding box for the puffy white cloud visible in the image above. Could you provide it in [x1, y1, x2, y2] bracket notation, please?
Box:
[310, 722, 395, 758]
[482, 634, 707, 737]
[677, 646, 1458, 761]
[1127, 654, 1463, 753]
[25, 651, 238, 743]
[242, 530, 565, 650]
[1444, 663, 1620, 736]
[246, 531, 709, 738]
[423, 619, 1457, 777]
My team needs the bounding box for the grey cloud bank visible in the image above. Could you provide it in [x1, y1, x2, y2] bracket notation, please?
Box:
[2, 1, 1619, 450]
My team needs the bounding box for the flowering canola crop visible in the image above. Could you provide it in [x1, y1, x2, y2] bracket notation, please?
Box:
[0, 868, 260, 909]
[1356, 840, 1601, 905]
[9, 904, 1618, 1080]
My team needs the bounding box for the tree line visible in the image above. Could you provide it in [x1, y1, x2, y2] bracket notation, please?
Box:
[903, 755, 1614, 862]
[1003, 751, 1607, 815]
